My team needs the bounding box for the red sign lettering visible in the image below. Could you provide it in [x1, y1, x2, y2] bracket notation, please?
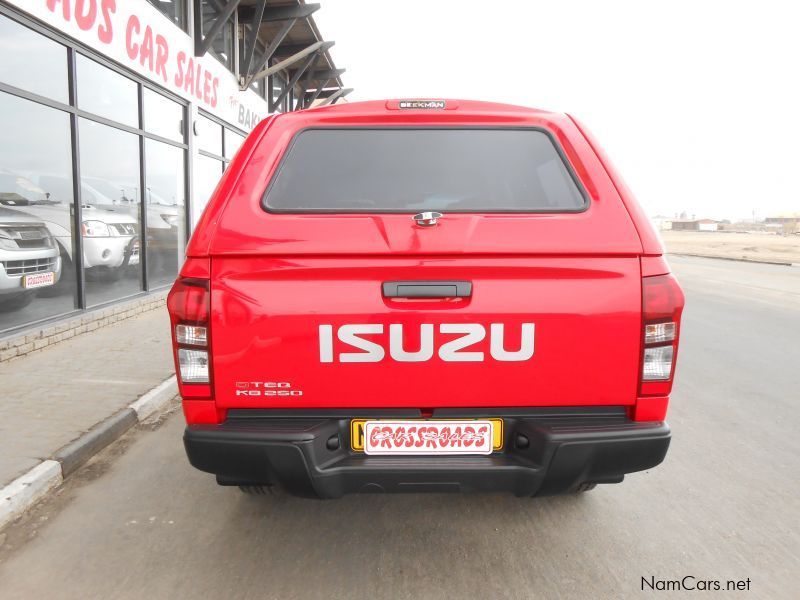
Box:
[45, 0, 226, 112]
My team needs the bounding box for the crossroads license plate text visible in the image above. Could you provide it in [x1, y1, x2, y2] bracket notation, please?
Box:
[353, 419, 501, 455]
[23, 272, 55, 289]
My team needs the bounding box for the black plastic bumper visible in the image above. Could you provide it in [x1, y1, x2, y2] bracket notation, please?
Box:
[184, 407, 670, 498]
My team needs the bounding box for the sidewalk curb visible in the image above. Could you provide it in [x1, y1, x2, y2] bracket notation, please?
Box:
[0, 375, 177, 531]
[668, 252, 796, 267]
[54, 409, 138, 478]
[0, 461, 62, 531]
[130, 377, 179, 421]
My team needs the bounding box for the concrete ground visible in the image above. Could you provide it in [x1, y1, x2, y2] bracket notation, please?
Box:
[0, 306, 173, 485]
[0, 256, 797, 599]
[662, 230, 800, 264]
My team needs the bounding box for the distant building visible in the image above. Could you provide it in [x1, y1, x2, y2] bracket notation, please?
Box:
[764, 213, 800, 233]
[764, 213, 800, 225]
[650, 215, 673, 230]
[671, 219, 720, 232]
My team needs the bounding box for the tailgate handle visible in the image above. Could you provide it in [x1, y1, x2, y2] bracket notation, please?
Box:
[382, 281, 472, 298]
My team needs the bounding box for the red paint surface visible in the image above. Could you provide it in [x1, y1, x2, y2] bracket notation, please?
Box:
[171, 100, 684, 423]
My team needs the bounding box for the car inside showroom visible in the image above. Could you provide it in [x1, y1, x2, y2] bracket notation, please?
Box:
[0, 0, 347, 333]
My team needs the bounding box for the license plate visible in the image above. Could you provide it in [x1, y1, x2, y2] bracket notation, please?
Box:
[351, 419, 503, 455]
[128, 242, 140, 265]
[23, 272, 55, 289]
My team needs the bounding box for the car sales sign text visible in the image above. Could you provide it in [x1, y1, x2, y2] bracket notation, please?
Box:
[13, 1, 265, 129]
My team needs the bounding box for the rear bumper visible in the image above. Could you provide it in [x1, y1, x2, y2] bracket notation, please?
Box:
[184, 408, 670, 498]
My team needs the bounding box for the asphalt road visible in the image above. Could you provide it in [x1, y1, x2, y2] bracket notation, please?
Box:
[0, 256, 798, 599]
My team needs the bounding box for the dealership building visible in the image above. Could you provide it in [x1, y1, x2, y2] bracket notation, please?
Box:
[0, 0, 347, 334]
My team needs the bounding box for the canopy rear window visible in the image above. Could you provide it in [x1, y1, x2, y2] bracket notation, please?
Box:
[263, 128, 588, 213]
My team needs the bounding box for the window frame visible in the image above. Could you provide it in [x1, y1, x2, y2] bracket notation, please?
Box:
[197, 0, 236, 70]
[0, 12, 70, 103]
[269, 71, 289, 113]
[261, 126, 591, 215]
[0, 5, 191, 334]
[192, 110, 247, 226]
[145, 0, 189, 32]
[197, 109, 248, 166]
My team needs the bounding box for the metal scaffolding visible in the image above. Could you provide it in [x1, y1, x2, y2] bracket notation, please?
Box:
[192, 0, 348, 111]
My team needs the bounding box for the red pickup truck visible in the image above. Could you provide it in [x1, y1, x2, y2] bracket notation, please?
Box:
[168, 99, 684, 498]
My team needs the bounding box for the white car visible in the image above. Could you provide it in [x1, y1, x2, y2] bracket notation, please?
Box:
[87, 178, 182, 233]
[0, 173, 139, 283]
[51, 175, 182, 271]
[0, 206, 61, 311]
[87, 179, 183, 276]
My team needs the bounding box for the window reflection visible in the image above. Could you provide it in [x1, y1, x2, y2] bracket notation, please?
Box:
[270, 74, 287, 112]
[144, 88, 184, 143]
[79, 119, 142, 305]
[250, 78, 265, 100]
[145, 140, 185, 288]
[0, 15, 69, 104]
[0, 92, 75, 328]
[77, 55, 138, 128]
[224, 129, 245, 159]
[0, 15, 194, 333]
[196, 115, 223, 156]
[193, 155, 224, 228]
[199, 1, 234, 68]
[146, 0, 187, 31]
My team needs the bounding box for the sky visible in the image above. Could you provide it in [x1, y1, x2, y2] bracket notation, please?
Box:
[314, 0, 800, 221]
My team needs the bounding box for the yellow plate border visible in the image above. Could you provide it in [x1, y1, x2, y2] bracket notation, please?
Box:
[350, 418, 504, 452]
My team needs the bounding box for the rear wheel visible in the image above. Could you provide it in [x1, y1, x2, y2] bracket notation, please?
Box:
[0, 291, 34, 311]
[238, 485, 273, 495]
[86, 265, 122, 283]
[38, 246, 75, 297]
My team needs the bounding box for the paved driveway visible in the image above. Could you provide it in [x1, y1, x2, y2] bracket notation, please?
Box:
[0, 257, 797, 599]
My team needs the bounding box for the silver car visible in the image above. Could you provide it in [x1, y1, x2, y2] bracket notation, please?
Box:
[0, 206, 61, 311]
[0, 173, 139, 283]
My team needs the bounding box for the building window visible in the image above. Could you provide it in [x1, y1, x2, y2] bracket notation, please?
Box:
[193, 154, 223, 228]
[145, 139, 186, 288]
[0, 12, 190, 333]
[0, 92, 76, 330]
[146, 0, 188, 31]
[199, 0, 235, 70]
[78, 119, 143, 306]
[143, 88, 185, 143]
[0, 14, 69, 104]
[224, 129, 245, 159]
[76, 55, 139, 128]
[196, 114, 223, 156]
[270, 72, 288, 113]
[250, 78, 266, 100]
[193, 112, 247, 225]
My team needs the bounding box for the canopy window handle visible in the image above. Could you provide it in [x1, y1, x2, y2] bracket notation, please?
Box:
[382, 281, 472, 299]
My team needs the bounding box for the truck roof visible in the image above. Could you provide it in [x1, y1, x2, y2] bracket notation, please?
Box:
[303, 98, 559, 117]
[187, 99, 663, 257]
[268, 98, 574, 130]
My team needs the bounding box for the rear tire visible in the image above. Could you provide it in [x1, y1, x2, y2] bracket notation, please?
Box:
[575, 482, 597, 493]
[238, 485, 273, 495]
[38, 246, 75, 297]
[0, 291, 34, 311]
[97, 266, 123, 282]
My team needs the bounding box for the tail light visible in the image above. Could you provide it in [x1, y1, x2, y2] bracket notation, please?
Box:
[167, 276, 211, 387]
[640, 273, 685, 396]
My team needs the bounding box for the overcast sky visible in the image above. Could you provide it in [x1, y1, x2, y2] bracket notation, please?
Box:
[314, 0, 799, 221]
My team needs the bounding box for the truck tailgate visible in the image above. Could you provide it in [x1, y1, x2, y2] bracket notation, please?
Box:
[211, 256, 641, 409]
